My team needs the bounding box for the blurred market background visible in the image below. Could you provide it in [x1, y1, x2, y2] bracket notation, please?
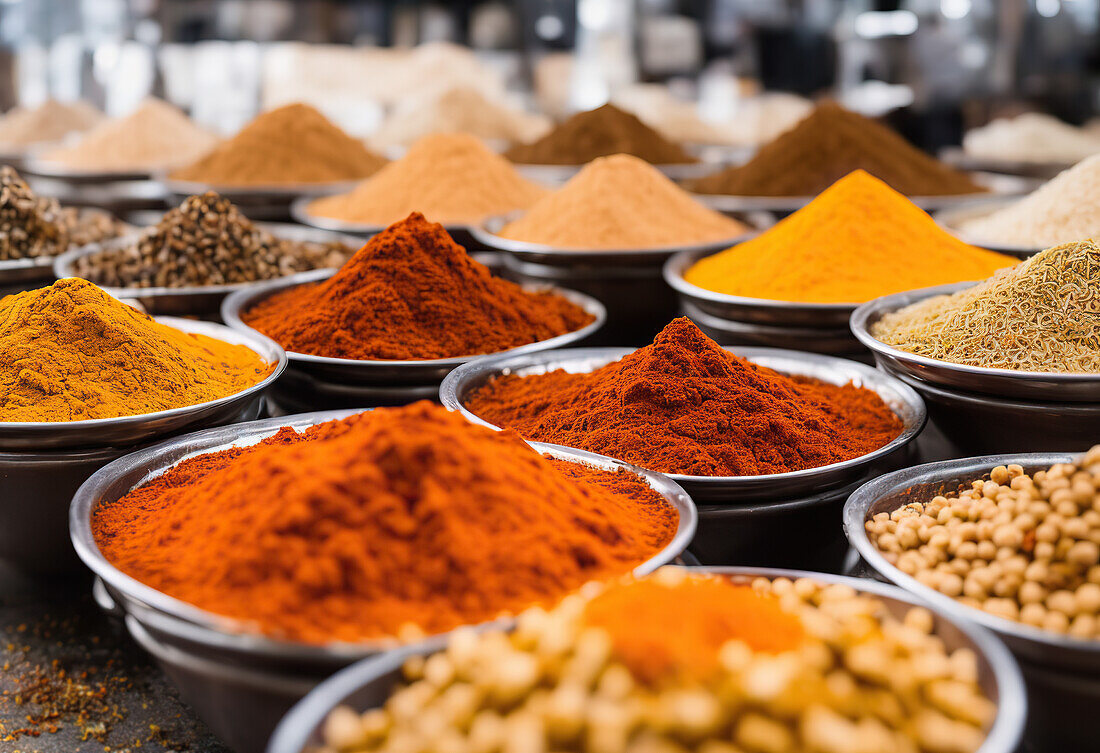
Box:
[0, 0, 1097, 153]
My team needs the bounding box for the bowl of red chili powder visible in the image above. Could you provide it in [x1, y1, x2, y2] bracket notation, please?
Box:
[442, 317, 926, 503]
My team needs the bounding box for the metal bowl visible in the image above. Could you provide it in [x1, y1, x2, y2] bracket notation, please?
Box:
[288, 196, 485, 250]
[20, 151, 157, 183]
[0, 207, 128, 286]
[53, 222, 362, 317]
[160, 178, 364, 223]
[0, 316, 285, 451]
[70, 408, 696, 752]
[665, 245, 855, 326]
[681, 301, 864, 358]
[939, 146, 1075, 180]
[221, 269, 606, 385]
[267, 566, 1026, 753]
[692, 171, 1037, 215]
[844, 453, 1100, 748]
[264, 368, 441, 415]
[513, 161, 712, 187]
[851, 281, 1100, 402]
[892, 371, 1100, 455]
[471, 214, 753, 268]
[935, 201, 1044, 258]
[440, 346, 926, 503]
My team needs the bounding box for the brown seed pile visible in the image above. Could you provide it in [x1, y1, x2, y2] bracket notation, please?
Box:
[0, 166, 126, 260]
[868, 446, 1100, 640]
[72, 192, 354, 288]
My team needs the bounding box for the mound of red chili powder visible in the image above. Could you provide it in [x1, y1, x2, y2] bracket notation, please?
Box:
[91, 402, 677, 644]
[240, 212, 594, 360]
[464, 318, 903, 476]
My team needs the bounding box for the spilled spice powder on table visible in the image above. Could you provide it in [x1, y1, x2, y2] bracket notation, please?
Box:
[308, 133, 547, 225]
[684, 170, 1016, 303]
[91, 402, 678, 644]
[498, 154, 746, 249]
[505, 103, 696, 165]
[688, 101, 983, 197]
[241, 213, 594, 360]
[0, 278, 271, 421]
[465, 318, 903, 476]
[170, 103, 386, 185]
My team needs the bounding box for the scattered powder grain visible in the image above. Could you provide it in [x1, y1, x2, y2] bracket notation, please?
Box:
[308, 133, 548, 225]
[957, 154, 1100, 247]
[688, 101, 984, 197]
[370, 86, 550, 148]
[0, 99, 103, 149]
[505, 103, 696, 165]
[170, 103, 387, 186]
[0, 166, 127, 260]
[42, 99, 218, 172]
[685, 170, 1016, 303]
[498, 154, 746, 249]
[241, 213, 594, 360]
[963, 113, 1100, 164]
[871, 240, 1100, 372]
[72, 192, 353, 288]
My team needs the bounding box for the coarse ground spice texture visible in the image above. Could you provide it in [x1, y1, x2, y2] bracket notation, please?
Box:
[241, 213, 594, 360]
[0, 278, 272, 421]
[465, 318, 903, 476]
[688, 101, 983, 197]
[505, 103, 696, 165]
[170, 103, 386, 185]
[684, 170, 1016, 303]
[91, 402, 678, 644]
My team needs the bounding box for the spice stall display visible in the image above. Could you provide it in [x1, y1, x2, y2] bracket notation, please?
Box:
[304, 133, 548, 228]
[687, 102, 985, 199]
[90, 402, 680, 643]
[962, 113, 1100, 167]
[309, 568, 1006, 753]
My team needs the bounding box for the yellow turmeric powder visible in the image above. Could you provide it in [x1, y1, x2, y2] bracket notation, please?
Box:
[684, 170, 1018, 304]
[1, 278, 272, 422]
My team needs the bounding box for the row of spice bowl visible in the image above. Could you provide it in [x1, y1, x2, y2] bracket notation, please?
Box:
[69, 409, 698, 753]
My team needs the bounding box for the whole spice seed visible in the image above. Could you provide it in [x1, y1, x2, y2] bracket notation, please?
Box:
[241, 213, 594, 360]
[0, 278, 272, 421]
[867, 446, 1100, 640]
[0, 166, 127, 260]
[319, 568, 995, 753]
[505, 103, 697, 165]
[870, 240, 1100, 372]
[688, 101, 984, 197]
[464, 318, 903, 476]
[72, 192, 353, 288]
[91, 402, 678, 644]
[684, 170, 1016, 303]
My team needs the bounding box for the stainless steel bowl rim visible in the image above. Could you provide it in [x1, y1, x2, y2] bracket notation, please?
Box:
[160, 176, 364, 198]
[289, 196, 479, 235]
[851, 281, 1100, 385]
[844, 451, 1100, 656]
[266, 566, 1026, 753]
[70, 407, 697, 661]
[0, 316, 286, 435]
[53, 222, 363, 298]
[934, 201, 1043, 257]
[220, 268, 607, 370]
[439, 345, 927, 488]
[21, 150, 156, 181]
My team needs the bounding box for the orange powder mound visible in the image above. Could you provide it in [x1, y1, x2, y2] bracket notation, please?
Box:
[498, 154, 747, 249]
[583, 575, 804, 685]
[684, 170, 1018, 304]
[308, 133, 548, 225]
[91, 403, 678, 644]
[169, 103, 386, 185]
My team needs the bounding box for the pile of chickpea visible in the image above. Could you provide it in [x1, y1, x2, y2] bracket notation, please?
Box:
[867, 446, 1100, 639]
[319, 569, 994, 753]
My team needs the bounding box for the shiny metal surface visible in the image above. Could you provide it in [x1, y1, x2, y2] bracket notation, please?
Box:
[513, 161, 713, 187]
[21, 151, 155, 182]
[161, 177, 362, 200]
[221, 269, 606, 384]
[683, 302, 863, 356]
[288, 196, 485, 249]
[267, 567, 1026, 753]
[935, 201, 1042, 258]
[851, 281, 1100, 402]
[844, 451, 1100, 675]
[440, 346, 926, 503]
[692, 171, 1036, 214]
[0, 207, 129, 285]
[665, 245, 855, 326]
[471, 214, 752, 268]
[0, 317, 285, 450]
[53, 222, 362, 317]
[939, 147, 1073, 180]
